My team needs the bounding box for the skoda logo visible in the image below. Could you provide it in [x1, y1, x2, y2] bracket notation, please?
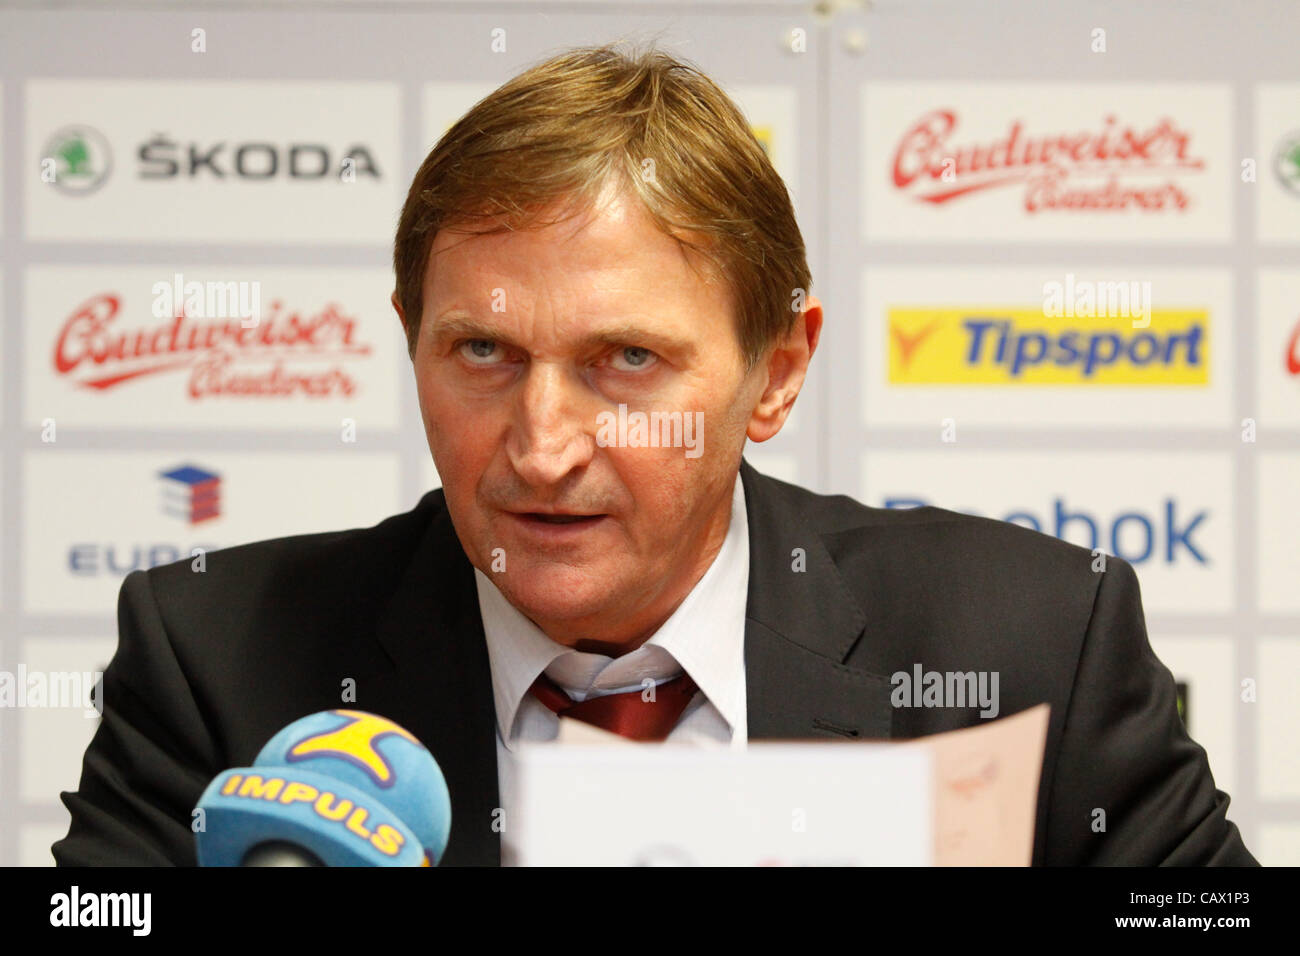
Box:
[43, 125, 113, 194]
[1274, 129, 1300, 196]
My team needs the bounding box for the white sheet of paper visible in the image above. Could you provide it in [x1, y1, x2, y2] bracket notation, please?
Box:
[507, 738, 932, 866]
[506, 703, 1051, 866]
[927, 703, 1050, 866]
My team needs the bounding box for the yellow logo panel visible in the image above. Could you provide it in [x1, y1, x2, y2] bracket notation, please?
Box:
[887, 308, 1210, 385]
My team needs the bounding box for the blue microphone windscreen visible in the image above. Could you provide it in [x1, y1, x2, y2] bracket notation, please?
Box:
[254, 709, 452, 864]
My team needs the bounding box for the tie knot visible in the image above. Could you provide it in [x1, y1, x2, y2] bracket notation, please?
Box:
[529, 671, 699, 742]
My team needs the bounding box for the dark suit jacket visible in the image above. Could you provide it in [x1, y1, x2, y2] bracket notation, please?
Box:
[52, 458, 1256, 866]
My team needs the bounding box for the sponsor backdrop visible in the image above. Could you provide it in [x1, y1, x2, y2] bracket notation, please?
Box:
[0, 1, 1295, 865]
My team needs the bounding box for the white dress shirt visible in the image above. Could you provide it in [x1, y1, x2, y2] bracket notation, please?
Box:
[473, 471, 750, 833]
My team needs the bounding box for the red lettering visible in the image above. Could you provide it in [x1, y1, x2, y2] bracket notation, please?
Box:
[53, 292, 371, 393]
[892, 110, 955, 188]
[891, 111, 1205, 205]
[53, 294, 121, 373]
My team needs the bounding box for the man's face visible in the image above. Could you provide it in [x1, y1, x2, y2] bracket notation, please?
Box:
[399, 184, 802, 651]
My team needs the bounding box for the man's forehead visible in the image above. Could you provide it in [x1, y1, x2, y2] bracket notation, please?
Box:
[426, 236, 721, 323]
[433, 229, 663, 290]
[426, 264, 681, 332]
[427, 185, 718, 285]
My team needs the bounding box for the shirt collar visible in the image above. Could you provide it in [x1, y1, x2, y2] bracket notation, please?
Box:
[474, 470, 749, 749]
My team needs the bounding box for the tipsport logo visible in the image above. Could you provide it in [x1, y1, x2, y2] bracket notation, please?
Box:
[888, 308, 1208, 385]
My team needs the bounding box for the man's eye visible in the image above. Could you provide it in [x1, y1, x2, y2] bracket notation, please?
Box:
[609, 346, 658, 372]
[459, 339, 503, 364]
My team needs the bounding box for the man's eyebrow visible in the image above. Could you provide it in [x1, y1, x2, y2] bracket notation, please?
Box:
[426, 315, 507, 345]
[427, 313, 697, 359]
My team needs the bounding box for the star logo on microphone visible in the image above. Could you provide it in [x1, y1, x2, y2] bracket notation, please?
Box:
[285, 709, 419, 788]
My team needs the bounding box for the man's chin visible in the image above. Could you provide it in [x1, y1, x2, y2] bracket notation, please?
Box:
[494, 567, 625, 630]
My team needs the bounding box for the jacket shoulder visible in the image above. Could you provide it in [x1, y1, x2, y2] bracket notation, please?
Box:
[145, 488, 445, 607]
[757, 468, 1101, 575]
[135, 489, 449, 701]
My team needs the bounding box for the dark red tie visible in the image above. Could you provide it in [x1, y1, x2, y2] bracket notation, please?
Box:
[529, 671, 699, 742]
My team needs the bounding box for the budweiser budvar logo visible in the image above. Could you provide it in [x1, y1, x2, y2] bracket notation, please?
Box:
[891, 110, 1205, 212]
[53, 293, 372, 397]
[1287, 315, 1300, 377]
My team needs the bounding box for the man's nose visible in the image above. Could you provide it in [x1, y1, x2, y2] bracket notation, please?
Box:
[506, 363, 596, 486]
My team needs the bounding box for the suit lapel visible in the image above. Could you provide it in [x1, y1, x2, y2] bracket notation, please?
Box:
[370, 493, 502, 866]
[739, 459, 896, 741]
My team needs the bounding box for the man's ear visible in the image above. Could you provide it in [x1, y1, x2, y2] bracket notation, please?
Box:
[746, 295, 823, 443]
[391, 291, 414, 355]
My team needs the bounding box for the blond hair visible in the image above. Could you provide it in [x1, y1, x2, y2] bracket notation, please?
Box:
[393, 42, 811, 371]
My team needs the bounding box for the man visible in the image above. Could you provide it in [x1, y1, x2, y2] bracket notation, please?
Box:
[53, 45, 1255, 866]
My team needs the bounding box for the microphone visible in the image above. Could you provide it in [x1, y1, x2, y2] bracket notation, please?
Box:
[195, 709, 452, 866]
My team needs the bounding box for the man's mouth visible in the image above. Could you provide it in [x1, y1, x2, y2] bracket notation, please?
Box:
[522, 513, 604, 525]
